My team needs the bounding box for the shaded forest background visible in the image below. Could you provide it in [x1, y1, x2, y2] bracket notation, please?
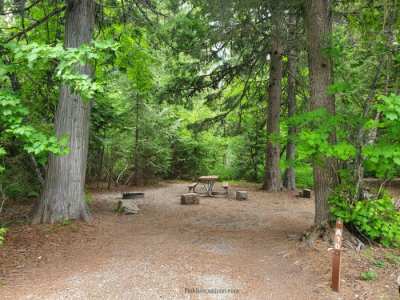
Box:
[0, 0, 400, 246]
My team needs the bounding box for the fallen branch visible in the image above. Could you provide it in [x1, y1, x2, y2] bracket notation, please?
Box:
[30, 154, 45, 186]
[116, 165, 130, 185]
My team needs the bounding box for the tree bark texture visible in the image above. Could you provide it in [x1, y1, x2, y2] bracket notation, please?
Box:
[33, 0, 95, 224]
[305, 0, 336, 225]
[263, 8, 283, 192]
[284, 13, 297, 191]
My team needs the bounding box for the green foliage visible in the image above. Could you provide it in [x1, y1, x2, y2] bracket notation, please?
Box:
[292, 108, 356, 162]
[0, 91, 67, 167]
[360, 270, 378, 281]
[0, 0, 400, 244]
[352, 197, 400, 247]
[0, 227, 7, 245]
[373, 259, 385, 268]
[295, 164, 314, 189]
[0, 39, 116, 179]
[7, 41, 116, 99]
[61, 220, 72, 226]
[0, 151, 42, 199]
[330, 188, 400, 247]
[363, 94, 400, 179]
[85, 192, 93, 206]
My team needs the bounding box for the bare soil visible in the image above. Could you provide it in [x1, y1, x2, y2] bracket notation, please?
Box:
[0, 182, 399, 299]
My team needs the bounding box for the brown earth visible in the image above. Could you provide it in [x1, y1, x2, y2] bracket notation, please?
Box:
[0, 182, 399, 299]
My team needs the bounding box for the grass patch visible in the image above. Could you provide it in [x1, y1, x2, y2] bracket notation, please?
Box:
[0, 227, 7, 245]
[85, 191, 94, 206]
[360, 270, 378, 281]
[384, 253, 400, 265]
[373, 259, 385, 268]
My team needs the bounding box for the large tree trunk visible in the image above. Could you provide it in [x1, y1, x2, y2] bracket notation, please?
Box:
[283, 13, 297, 191]
[263, 8, 283, 192]
[32, 0, 95, 224]
[305, 0, 336, 226]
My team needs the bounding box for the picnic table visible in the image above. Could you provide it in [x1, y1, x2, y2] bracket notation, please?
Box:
[198, 175, 219, 197]
[188, 176, 229, 197]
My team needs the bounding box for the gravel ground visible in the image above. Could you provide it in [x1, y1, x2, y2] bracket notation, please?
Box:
[0, 182, 398, 299]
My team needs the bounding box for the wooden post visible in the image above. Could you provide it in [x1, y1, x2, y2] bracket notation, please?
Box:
[331, 219, 343, 292]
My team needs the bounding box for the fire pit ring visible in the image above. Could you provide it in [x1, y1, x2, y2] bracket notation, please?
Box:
[122, 192, 145, 199]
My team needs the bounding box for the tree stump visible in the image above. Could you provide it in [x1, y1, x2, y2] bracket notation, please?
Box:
[297, 189, 312, 198]
[302, 189, 312, 198]
[181, 193, 199, 205]
[117, 200, 140, 214]
[235, 191, 248, 201]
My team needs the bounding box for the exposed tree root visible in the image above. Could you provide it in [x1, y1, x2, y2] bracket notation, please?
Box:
[301, 223, 333, 247]
[301, 222, 375, 250]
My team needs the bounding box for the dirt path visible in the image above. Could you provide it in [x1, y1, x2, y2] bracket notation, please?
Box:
[0, 183, 398, 299]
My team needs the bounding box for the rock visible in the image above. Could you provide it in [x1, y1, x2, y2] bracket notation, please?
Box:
[117, 200, 140, 214]
[181, 193, 199, 205]
[235, 191, 248, 201]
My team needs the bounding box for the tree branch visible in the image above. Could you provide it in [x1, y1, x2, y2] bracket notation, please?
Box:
[0, 0, 44, 16]
[4, 5, 66, 44]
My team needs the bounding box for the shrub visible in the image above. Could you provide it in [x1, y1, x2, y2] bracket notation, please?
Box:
[295, 164, 313, 188]
[330, 188, 400, 248]
[85, 192, 93, 206]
